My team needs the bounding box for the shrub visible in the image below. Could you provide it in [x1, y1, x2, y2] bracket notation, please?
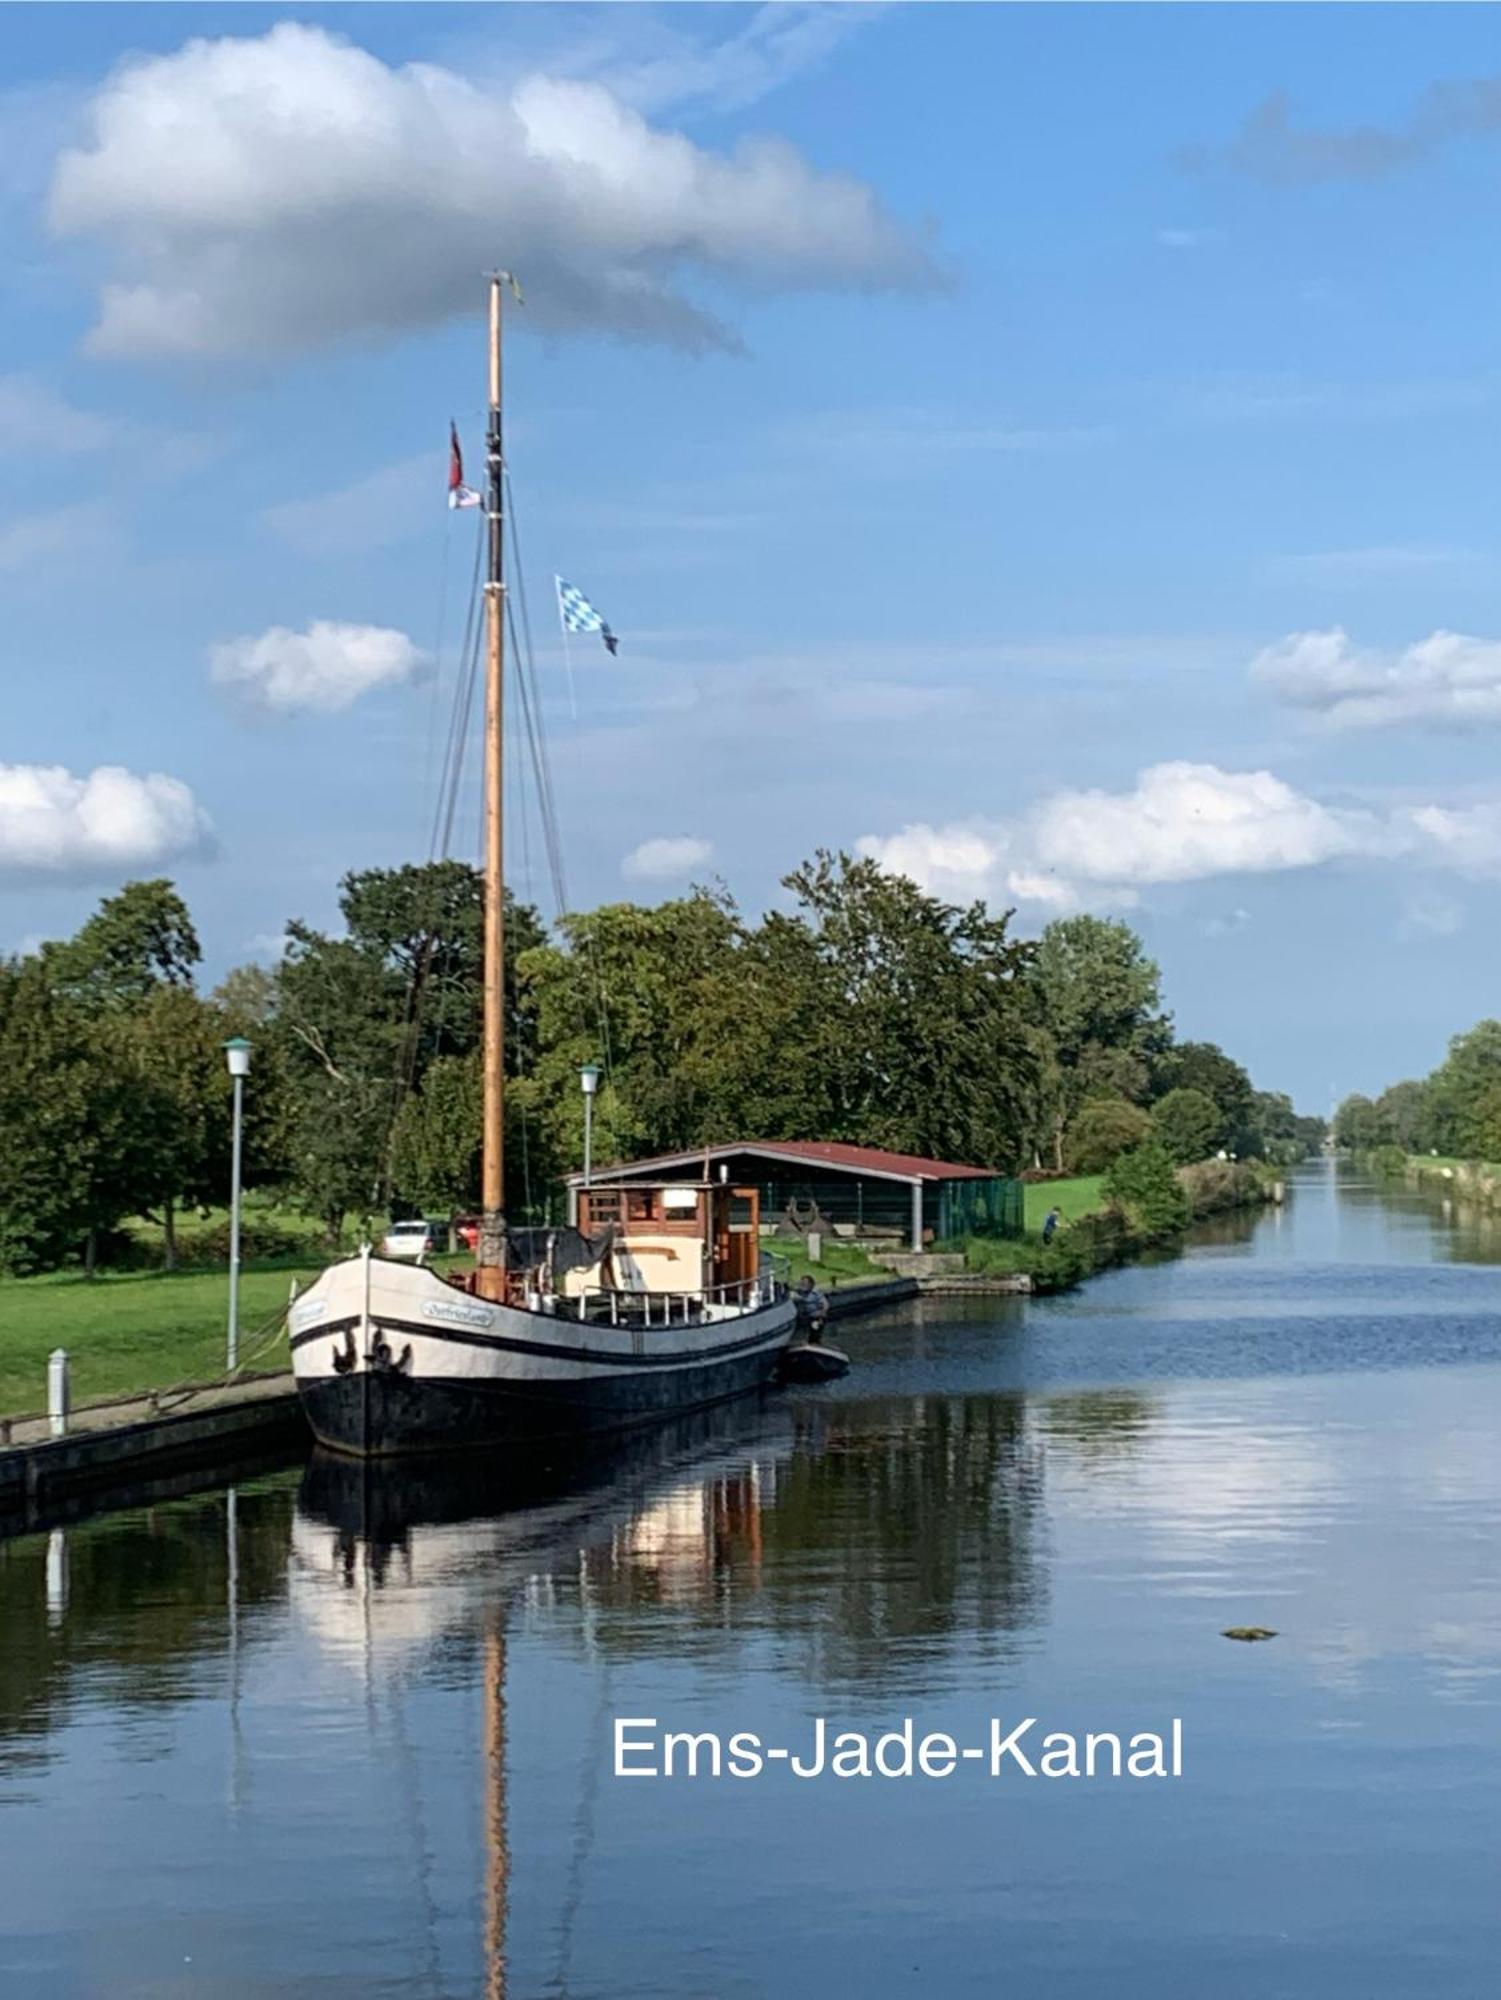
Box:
[1064, 1097, 1153, 1174]
[1103, 1138, 1192, 1238]
[1368, 1143, 1407, 1179]
[171, 1218, 311, 1268]
[1177, 1158, 1269, 1216]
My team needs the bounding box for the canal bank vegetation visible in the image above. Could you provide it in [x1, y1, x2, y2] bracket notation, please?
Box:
[958, 1150, 1278, 1293]
[1336, 1018, 1501, 1201]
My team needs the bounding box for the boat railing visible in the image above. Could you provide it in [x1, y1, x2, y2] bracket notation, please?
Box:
[573, 1267, 789, 1326]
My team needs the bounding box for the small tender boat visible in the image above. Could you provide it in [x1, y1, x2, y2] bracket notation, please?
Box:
[779, 1341, 851, 1383]
[292, 274, 795, 1457]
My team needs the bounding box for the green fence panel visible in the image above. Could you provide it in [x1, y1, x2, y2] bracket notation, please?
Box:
[937, 1177, 1024, 1241]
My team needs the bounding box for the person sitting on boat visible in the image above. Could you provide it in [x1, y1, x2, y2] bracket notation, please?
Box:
[794, 1274, 829, 1339]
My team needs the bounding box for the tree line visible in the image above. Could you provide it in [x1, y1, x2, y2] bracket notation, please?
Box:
[0, 854, 1321, 1275]
[1335, 1018, 1501, 1162]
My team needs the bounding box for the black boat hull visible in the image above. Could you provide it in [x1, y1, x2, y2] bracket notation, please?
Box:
[299, 1341, 787, 1458]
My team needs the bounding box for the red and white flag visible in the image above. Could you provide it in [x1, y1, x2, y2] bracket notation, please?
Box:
[448, 422, 481, 509]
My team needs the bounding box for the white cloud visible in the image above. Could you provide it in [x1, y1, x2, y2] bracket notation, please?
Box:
[0, 763, 212, 880]
[209, 620, 428, 715]
[1253, 626, 1501, 728]
[860, 761, 1397, 908]
[622, 835, 713, 881]
[1405, 802, 1501, 873]
[47, 21, 931, 361]
[1157, 226, 1223, 250]
[1031, 762, 1377, 886]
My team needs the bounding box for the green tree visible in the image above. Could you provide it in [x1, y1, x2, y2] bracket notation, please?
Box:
[1151, 1040, 1254, 1152]
[1103, 1138, 1191, 1237]
[1027, 916, 1169, 1167]
[1063, 1096, 1153, 1173]
[0, 959, 167, 1274]
[389, 1054, 482, 1214]
[0, 960, 97, 1272]
[777, 851, 1038, 1166]
[1426, 1021, 1501, 1157]
[270, 866, 545, 1226]
[1334, 1093, 1387, 1150]
[1152, 1086, 1221, 1166]
[124, 987, 244, 1267]
[46, 879, 200, 1004]
[1373, 1079, 1434, 1155]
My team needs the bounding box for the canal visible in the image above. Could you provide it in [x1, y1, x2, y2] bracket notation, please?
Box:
[3, 1160, 1500, 1997]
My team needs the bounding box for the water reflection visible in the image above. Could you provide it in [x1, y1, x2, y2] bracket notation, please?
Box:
[4, 1163, 1501, 1996]
[290, 1392, 1054, 1694]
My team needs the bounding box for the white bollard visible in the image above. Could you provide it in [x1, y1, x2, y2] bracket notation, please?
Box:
[47, 1349, 69, 1438]
[806, 1231, 822, 1264]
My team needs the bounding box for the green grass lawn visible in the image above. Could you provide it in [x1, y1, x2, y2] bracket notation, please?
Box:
[1023, 1176, 1106, 1231]
[767, 1237, 884, 1286]
[0, 1259, 326, 1417]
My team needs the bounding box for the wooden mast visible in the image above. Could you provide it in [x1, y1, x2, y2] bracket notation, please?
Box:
[478, 273, 509, 1298]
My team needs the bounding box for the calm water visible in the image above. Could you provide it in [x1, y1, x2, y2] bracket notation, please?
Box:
[4, 1161, 1501, 1998]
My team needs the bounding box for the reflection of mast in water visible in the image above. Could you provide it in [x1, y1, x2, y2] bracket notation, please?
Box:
[292, 1404, 796, 1995]
[484, 1622, 509, 2000]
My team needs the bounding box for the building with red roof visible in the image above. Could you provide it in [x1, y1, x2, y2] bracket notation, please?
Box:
[564, 1140, 1022, 1252]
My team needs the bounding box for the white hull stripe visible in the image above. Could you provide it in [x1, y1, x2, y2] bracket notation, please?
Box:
[288, 1309, 791, 1370]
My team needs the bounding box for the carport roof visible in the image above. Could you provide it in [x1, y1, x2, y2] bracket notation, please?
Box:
[566, 1139, 996, 1187]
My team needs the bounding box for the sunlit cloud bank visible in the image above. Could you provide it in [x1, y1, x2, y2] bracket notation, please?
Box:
[1253, 627, 1501, 730]
[860, 761, 1501, 910]
[209, 620, 428, 716]
[622, 835, 714, 882]
[0, 763, 212, 880]
[48, 21, 934, 361]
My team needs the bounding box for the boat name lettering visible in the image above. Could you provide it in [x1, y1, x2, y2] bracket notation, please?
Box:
[421, 1298, 498, 1329]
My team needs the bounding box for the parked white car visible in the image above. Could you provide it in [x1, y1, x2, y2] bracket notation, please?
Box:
[381, 1218, 447, 1260]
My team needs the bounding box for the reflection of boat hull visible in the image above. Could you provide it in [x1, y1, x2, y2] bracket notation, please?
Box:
[290, 1257, 797, 1459]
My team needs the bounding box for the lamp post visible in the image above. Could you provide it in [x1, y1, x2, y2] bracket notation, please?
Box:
[223, 1037, 252, 1371]
[579, 1062, 601, 1189]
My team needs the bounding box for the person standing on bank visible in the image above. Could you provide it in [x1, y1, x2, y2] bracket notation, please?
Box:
[1042, 1206, 1062, 1245]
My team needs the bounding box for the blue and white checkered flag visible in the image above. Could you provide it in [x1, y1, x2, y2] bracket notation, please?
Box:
[556, 576, 619, 656]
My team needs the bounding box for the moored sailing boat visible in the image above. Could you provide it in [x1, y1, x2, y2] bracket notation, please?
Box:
[291, 276, 796, 1458]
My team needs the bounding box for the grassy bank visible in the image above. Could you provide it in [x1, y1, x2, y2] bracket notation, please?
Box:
[962, 1160, 1278, 1293]
[0, 1259, 322, 1417]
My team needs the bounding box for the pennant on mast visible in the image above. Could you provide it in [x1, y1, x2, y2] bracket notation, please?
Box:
[448, 421, 481, 509]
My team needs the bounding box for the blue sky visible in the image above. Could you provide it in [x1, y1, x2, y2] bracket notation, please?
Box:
[8, 4, 1501, 1111]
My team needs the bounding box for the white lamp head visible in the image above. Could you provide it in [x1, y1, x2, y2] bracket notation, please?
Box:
[223, 1036, 253, 1079]
[579, 1061, 602, 1098]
